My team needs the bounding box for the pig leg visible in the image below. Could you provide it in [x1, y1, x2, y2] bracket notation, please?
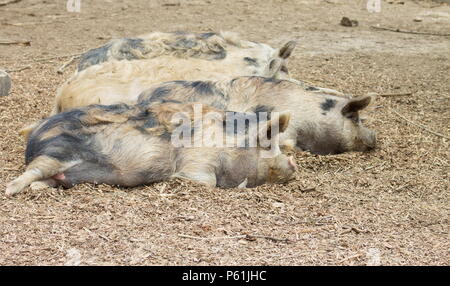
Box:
[172, 165, 217, 187]
[172, 150, 217, 186]
[5, 156, 79, 196]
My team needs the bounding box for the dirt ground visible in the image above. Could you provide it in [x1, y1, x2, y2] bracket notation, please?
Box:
[0, 0, 449, 266]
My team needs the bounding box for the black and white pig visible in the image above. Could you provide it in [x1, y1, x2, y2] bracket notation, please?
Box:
[6, 102, 296, 196]
[138, 77, 377, 155]
[77, 31, 296, 76]
[49, 31, 296, 114]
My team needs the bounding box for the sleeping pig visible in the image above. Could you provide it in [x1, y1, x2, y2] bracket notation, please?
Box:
[6, 102, 296, 195]
[77, 31, 296, 76]
[51, 31, 297, 114]
[138, 76, 377, 155]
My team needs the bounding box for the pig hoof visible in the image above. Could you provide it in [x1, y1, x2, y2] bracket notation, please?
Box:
[5, 181, 24, 196]
[30, 181, 53, 191]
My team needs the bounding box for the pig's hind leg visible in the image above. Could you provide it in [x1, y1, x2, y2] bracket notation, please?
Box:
[5, 156, 80, 196]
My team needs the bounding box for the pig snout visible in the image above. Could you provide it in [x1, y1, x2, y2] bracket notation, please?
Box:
[360, 128, 377, 151]
[288, 156, 298, 172]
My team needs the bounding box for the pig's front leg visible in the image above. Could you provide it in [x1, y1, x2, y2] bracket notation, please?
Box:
[171, 170, 217, 187]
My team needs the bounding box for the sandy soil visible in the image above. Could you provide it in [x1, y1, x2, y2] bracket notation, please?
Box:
[0, 0, 449, 265]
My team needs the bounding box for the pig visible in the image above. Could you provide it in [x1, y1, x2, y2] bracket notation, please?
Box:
[6, 101, 296, 196]
[50, 31, 297, 114]
[50, 60, 343, 117]
[137, 77, 377, 155]
[77, 31, 296, 78]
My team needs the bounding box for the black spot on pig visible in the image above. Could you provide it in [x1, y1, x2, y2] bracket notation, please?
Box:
[263, 77, 282, 84]
[173, 34, 226, 59]
[189, 81, 228, 106]
[149, 86, 173, 102]
[190, 81, 215, 95]
[124, 38, 144, 49]
[128, 109, 159, 127]
[158, 99, 182, 104]
[173, 38, 196, 49]
[30, 110, 87, 139]
[142, 113, 160, 129]
[212, 48, 226, 60]
[93, 104, 131, 114]
[320, 99, 336, 112]
[78, 43, 112, 71]
[243, 57, 259, 67]
[26, 131, 107, 167]
[78, 38, 145, 71]
[306, 86, 320, 91]
[29, 107, 133, 162]
[191, 81, 226, 99]
[159, 130, 173, 142]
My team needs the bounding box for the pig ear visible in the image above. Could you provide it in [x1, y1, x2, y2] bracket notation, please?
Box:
[85, 108, 129, 124]
[269, 58, 283, 73]
[279, 41, 296, 59]
[262, 112, 291, 139]
[341, 95, 372, 116]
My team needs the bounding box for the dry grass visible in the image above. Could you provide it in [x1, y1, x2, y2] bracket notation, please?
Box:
[0, 0, 449, 265]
